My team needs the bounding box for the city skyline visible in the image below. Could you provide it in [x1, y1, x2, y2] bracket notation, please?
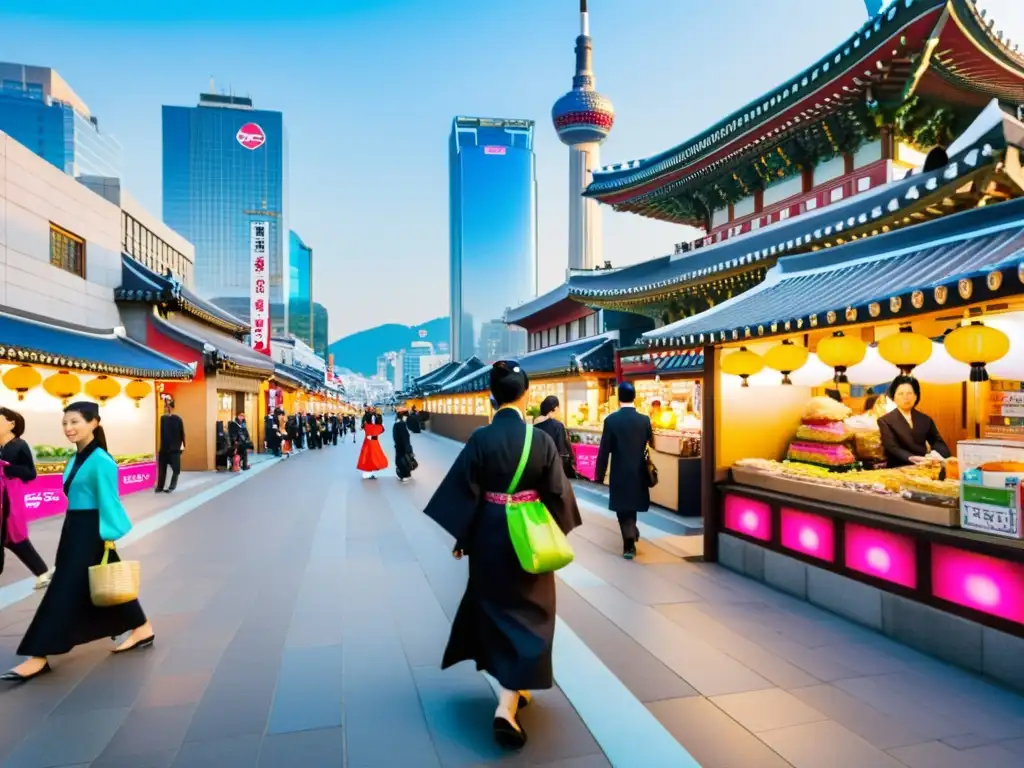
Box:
[2, 0, 1022, 340]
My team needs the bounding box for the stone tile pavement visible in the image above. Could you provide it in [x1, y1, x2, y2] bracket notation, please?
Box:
[0, 429, 1022, 766]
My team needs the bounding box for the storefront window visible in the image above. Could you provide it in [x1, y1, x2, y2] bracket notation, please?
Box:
[634, 377, 702, 457]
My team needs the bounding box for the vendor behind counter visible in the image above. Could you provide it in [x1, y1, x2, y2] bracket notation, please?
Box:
[877, 375, 951, 468]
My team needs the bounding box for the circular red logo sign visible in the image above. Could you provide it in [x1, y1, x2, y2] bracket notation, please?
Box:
[418, 329, 427, 338]
[236, 122, 266, 150]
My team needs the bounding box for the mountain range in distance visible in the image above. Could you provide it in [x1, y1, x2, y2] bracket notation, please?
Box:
[327, 316, 449, 377]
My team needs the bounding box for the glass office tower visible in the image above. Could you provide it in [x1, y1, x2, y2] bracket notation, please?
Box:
[288, 230, 314, 347]
[449, 116, 537, 362]
[0, 63, 121, 178]
[162, 93, 288, 334]
[313, 302, 329, 359]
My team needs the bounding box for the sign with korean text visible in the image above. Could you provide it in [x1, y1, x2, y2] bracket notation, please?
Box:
[250, 221, 271, 356]
[327, 353, 335, 383]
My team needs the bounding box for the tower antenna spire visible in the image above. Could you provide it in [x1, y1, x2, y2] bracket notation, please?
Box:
[580, 0, 589, 36]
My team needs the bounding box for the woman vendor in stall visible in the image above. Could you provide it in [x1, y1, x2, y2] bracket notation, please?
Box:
[877, 375, 951, 467]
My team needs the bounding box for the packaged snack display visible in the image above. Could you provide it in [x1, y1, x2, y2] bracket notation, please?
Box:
[786, 440, 857, 468]
[795, 422, 851, 444]
[802, 397, 853, 423]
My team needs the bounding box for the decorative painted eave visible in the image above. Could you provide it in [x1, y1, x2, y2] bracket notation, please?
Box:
[115, 255, 250, 337]
[504, 283, 572, 325]
[584, 0, 1024, 224]
[567, 106, 1020, 307]
[642, 193, 1024, 349]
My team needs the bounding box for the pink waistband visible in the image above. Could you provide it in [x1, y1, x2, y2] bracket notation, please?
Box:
[484, 491, 540, 504]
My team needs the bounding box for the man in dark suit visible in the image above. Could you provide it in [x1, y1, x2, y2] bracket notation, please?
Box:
[155, 398, 185, 492]
[408, 406, 422, 434]
[595, 381, 653, 560]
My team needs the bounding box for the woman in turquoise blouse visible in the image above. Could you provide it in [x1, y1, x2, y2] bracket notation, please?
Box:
[3, 401, 154, 683]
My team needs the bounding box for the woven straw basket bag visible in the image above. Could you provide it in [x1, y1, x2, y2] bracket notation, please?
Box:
[88, 543, 141, 607]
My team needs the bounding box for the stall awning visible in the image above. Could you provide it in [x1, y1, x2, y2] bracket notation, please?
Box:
[644, 197, 1024, 347]
[0, 308, 193, 379]
[116, 255, 249, 335]
[151, 313, 275, 376]
[438, 335, 618, 395]
[275, 362, 328, 392]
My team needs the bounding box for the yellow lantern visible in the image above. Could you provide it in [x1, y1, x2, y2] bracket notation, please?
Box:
[877, 326, 932, 374]
[943, 321, 1010, 382]
[763, 340, 809, 385]
[124, 379, 152, 407]
[43, 370, 82, 405]
[2, 365, 42, 401]
[84, 375, 121, 404]
[721, 347, 765, 387]
[816, 331, 867, 383]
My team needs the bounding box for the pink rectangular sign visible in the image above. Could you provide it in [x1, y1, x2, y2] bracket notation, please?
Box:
[20, 461, 157, 523]
[573, 443, 599, 481]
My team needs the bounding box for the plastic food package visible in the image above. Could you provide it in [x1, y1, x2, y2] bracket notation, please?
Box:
[786, 440, 856, 468]
[802, 396, 853, 423]
[795, 421, 851, 444]
[853, 430, 884, 461]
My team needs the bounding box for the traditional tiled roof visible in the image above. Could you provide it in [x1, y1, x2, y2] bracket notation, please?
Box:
[644, 194, 1024, 347]
[115, 255, 248, 335]
[436, 334, 618, 395]
[150, 313, 275, 378]
[0, 308, 193, 380]
[620, 348, 705, 375]
[585, 0, 1024, 225]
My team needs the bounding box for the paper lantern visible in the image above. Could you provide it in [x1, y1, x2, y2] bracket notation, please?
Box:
[2, 365, 41, 401]
[816, 332, 867, 383]
[877, 326, 932, 374]
[943, 321, 1010, 382]
[43, 370, 81, 405]
[846, 346, 899, 386]
[84, 375, 121, 404]
[763, 340, 810, 385]
[124, 379, 152, 407]
[914, 342, 970, 385]
[720, 347, 765, 388]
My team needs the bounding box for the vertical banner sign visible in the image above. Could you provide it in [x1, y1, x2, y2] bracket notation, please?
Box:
[327, 353, 335, 384]
[250, 221, 271, 356]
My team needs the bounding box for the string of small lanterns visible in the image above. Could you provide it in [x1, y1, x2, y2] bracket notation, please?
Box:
[1, 366, 152, 408]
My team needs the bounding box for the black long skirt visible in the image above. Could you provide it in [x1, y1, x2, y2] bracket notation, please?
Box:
[18, 508, 146, 658]
[442, 500, 556, 691]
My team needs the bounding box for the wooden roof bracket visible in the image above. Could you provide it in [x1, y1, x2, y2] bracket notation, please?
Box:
[1001, 146, 1024, 195]
[900, 5, 951, 102]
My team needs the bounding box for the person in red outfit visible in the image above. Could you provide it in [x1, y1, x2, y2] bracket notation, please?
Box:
[357, 404, 388, 479]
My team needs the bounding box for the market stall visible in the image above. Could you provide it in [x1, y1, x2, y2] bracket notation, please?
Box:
[640, 187, 1024, 672]
[0, 309, 194, 519]
[618, 347, 704, 514]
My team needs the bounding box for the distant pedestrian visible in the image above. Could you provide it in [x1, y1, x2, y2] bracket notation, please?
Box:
[155, 399, 185, 492]
[595, 381, 654, 559]
[393, 410, 416, 482]
[228, 412, 251, 470]
[357, 404, 387, 479]
[423, 361, 581, 749]
[408, 406, 422, 434]
[532, 396, 577, 479]
[3, 401, 154, 684]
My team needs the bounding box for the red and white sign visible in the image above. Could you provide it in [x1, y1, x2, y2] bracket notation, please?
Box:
[326, 353, 335, 383]
[237, 122, 266, 150]
[483, 146, 506, 155]
[418, 329, 427, 338]
[250, 220, 271, 356]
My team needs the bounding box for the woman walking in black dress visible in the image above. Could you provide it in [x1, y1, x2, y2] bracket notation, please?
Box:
[423, 361, 582, 749]
[533, 396, 577, 479]
[0, 407, 52, 588]
[3, 401, 154, 683]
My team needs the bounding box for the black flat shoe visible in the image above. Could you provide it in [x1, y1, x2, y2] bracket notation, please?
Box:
[113, 634, 155, 654]
[1, 662, 51, 683]
[493, 715, 527, 750]
[518, 691, 532, 709]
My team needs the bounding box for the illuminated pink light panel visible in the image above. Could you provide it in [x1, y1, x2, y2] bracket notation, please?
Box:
[780, 508, 835, 562]
[932, 544, 1024, 626]
[845, 523, 917, 589]
[723, 495, 771, 541]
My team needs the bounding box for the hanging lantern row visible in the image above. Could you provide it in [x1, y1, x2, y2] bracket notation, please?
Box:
[1, 366, 153, 407]
[719, 316, 1013, 387]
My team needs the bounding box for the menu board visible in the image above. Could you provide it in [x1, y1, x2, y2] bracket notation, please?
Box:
[985, 382, 1024, 442]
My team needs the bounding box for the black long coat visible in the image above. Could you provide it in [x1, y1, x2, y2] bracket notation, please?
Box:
[595, 406, 654, 513]
[423, 407, 582, 691]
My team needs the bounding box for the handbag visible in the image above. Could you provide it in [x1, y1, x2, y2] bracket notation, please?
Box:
[644, 446, 659, 488]
[409, 454, 419, 471]
[505, 424, 575, 574]
[88, 542, 141, 607]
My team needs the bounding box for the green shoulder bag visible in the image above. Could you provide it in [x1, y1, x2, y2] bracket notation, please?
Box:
[505, 423, 575, 574]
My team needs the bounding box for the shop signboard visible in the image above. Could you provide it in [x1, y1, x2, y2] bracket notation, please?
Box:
[573, 443, 599, 481]
[250, 220, 271, 356]
[20, 461, 157, 523]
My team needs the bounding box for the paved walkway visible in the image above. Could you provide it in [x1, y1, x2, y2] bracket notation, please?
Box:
[0, 430, 1022, 766]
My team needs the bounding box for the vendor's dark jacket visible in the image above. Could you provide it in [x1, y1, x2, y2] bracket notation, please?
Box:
[877, 408, 950, 468]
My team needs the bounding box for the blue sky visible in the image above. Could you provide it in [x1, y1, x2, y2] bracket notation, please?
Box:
[2, 0, 1022, 339]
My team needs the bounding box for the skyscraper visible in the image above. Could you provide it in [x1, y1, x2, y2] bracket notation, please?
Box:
[313, 302, 329, 359]
[0, 62, 121, 179]
[162, 92, 288, 335]
[552, 0, 614, 272]
[449, 116, 537, 362]
[288, 230, 314, 347]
